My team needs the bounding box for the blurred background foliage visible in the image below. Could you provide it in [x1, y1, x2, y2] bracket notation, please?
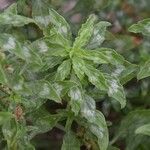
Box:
[0, 0, 150, 149]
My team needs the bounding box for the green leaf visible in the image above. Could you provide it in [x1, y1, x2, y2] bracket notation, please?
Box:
[28, 108, 62, 138]
[61, 130, 80, 150]
[73, 14, 97, 49]
[49, 8, 72, 40]
[135, 124, 150, 136]
[29, 80, 61, 103]
[118, 109, 150, 150]
[128, 18, 150, 36]
[81, 95, 108, 150]
[68, 86, 83, 116]
[0, 64, 7, 84]
[55, 59, 71, 81]
[137, 59, 150, 79]
[80, 48, 124, 65]
[105, 74, 126, 109]
[0, 4, 34, 27]
[0, 34, 43, 66]
[83, 64, 108, 91]
[72, 57, 85, 80]
[53, 80, 78, 97]
[31, 38, 68, 57]
[32, 0, 51, 28]
[0, 112, 12, 125]
[87, 21, 111, 49]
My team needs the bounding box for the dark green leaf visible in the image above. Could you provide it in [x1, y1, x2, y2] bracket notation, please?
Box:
[137, 59, 150, 79]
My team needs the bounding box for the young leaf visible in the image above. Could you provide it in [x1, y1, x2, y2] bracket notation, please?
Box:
[128, 18, 150, 36]
[0, 3, 35, 27]
[68, 86, 83, 116]
[55, 59, 71, 81]
[137, 59, 150, 79]
[135, 124, 150, 136]
[73, 14, 97, 49]
[61, 130, 80, 150]
[87, 21, 111, 49]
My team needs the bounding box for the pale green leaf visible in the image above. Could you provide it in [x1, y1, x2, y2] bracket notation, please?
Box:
[49, 8, 72, 40]
[73, 14, 97, 49]
[135, 124, 150, 136]
[72, 57, 85, 80]
[61, 130, 80, 150]
[55, 59, 71, 81]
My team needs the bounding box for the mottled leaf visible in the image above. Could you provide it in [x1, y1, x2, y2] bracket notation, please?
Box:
[80, 48, 124, 65]
[87, 21, 111, 49]
[69, 86, 83, 116]
[81, 95, 108, 150]
[105, 74, 126, 108]
[28, 80, 61, 103]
